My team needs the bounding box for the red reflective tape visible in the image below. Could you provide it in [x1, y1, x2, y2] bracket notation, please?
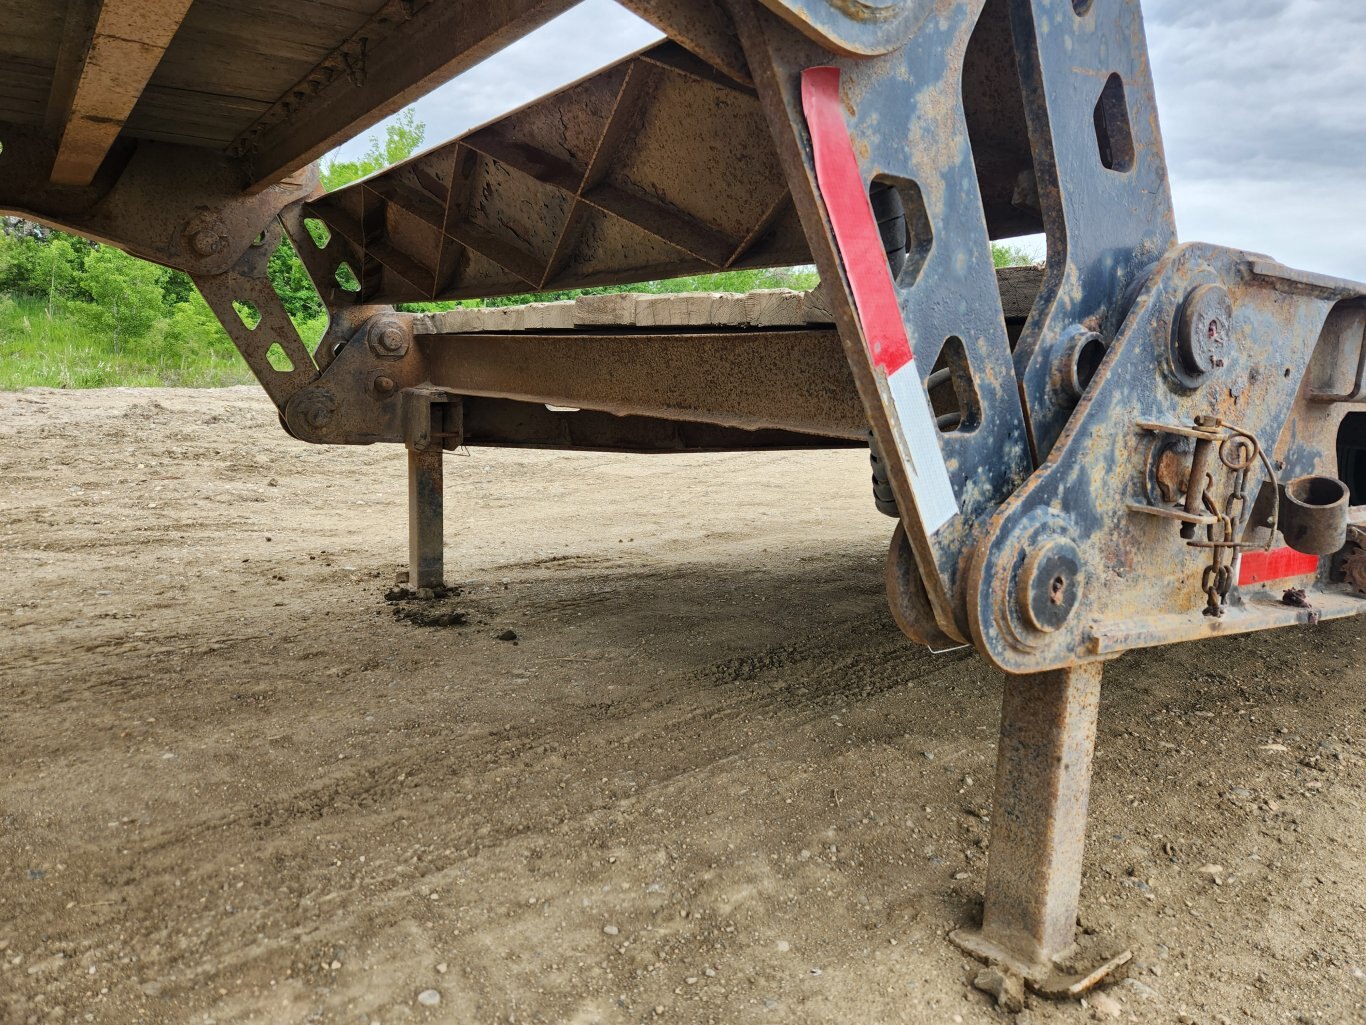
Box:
[801, 66, 913, 376]
[1238, 547, 1319, 586]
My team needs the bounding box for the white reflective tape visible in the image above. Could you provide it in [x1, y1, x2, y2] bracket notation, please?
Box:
[886, 363, 958, 534]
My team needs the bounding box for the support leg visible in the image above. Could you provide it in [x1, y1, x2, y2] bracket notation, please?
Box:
[952, 663, 1126, 992]
[407, 445, 444, 590]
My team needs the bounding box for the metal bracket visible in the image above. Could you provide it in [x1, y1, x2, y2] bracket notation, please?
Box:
[1009, 0, 1177, 462]
[968, 244, 1343, 672]
[731, 0, 1032, 642]
[402, 386, 464, 454]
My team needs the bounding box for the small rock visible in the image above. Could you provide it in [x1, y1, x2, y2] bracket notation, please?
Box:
[1089, 991, 1122, 1019]
[416, 587, 435, 600]
[1196, 864, 1225, 876]
[417, 989, 441, 1007]
[1121, 977, 1158, 1001]
[953, 871, 970, 880]
[435, 962, 448, 974]
[972, 967, 1025, 1012]
[603, 924, 620, 936]
[775, 940, 791, 953]
[496, 629, 518, 642]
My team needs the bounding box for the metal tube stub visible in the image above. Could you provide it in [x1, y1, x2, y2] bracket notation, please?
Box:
[407, 446, 445, 590]
[951, 663, 1107, 986]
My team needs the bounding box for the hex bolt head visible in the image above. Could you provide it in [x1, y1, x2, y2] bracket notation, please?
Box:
[1176, 284, 1233, 381]
[367, 320, 409, 360]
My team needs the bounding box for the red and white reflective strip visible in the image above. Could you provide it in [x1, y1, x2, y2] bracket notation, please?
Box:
[802, 65, 958, 534]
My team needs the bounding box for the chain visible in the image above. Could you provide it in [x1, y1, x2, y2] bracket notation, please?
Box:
[1188, 425, 1277, 618]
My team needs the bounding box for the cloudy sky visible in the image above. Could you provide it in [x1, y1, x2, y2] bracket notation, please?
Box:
[335, 0, 1366, 281]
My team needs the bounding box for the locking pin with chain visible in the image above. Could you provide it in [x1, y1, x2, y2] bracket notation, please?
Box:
[1184, 420, 1279, 617]
[1129, 417, 1280, 617]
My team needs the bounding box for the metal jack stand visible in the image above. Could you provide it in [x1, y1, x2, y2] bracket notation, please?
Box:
[951, 663, 1131, 997]
[401, 387, 462, 591]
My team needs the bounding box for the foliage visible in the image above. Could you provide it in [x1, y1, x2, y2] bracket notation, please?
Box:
[0, 291, 252, 390]
[79, 246, 166, 351]
[319, 109, 426, 192]
[993, 242, 1037, 268]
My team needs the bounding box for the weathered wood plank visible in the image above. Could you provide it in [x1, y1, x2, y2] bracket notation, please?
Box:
[50, 0, 196, 186]
[411, 267, 1044, 336]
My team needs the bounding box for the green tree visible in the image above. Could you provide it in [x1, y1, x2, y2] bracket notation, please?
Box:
[992, 242, 1038, 268]
[32, 236, 80, 317]
[319, 109, 426, 192]
[80, 246, 165, 351]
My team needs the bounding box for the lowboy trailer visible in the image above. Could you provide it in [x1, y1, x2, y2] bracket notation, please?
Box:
[2, 0, 1362, 996]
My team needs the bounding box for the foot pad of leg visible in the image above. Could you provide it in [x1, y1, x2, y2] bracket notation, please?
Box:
[951, 927, 1131, 998]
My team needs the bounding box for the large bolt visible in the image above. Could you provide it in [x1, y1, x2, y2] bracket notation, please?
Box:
[367, 320, 409, 360]
[1176, 284, 1233, 381]
[297, 391, 337, 430]
[183, 213, 229, 258]
[190, 229, 222, 256]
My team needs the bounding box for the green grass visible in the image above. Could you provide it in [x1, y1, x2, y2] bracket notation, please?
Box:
[0, 294, 333, 391]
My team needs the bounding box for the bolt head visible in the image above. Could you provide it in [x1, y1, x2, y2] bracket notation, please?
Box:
[367, 320, 409, 359]
[374, 375, 396, 396]
[183, 213, 229, 259]
[190, 229, 222, 256]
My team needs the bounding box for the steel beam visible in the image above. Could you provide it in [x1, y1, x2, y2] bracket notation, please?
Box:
[951, 663, 1104, 983]
[50, 0, 195, 187]
[407, 447, 445, 590]
[416, 329, 866, 440]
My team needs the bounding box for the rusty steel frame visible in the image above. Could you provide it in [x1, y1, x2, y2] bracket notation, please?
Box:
[951, 663, 1106, 986]
[2, 0, 1363, 998]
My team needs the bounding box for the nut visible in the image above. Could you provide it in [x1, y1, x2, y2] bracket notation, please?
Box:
[367, 319, 409, 360]
[183, 212, 229, 258]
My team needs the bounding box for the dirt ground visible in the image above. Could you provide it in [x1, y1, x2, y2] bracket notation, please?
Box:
[0, 386, 1362, 1025]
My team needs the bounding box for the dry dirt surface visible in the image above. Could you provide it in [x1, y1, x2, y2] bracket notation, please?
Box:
[1, 387, 1363, 1025]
